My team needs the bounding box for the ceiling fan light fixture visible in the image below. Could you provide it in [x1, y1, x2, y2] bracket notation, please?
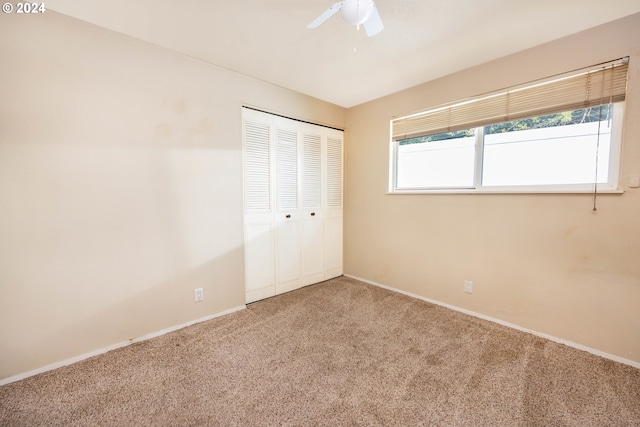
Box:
[341, 0, 374, 26]
[306, 0, 383, 37]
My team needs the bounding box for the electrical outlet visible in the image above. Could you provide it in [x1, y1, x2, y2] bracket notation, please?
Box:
[194, 288, 204, 303]
[464, 280, 473, 294]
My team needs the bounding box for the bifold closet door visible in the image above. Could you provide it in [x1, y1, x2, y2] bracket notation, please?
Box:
[301, 129, 325, 286]
[243, 107, 343, 303]
[274, 121, 302, 295]
[324, 133, 343, 278]
[243, 114, 276, 303]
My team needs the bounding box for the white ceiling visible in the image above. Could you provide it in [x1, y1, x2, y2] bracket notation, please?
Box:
[47, 0, 640, 108]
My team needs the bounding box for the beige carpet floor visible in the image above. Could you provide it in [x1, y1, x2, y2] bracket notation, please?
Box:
[1, 276, 639, 426]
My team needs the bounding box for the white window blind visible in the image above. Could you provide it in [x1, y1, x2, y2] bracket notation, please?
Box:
[392, 59, 629, 141]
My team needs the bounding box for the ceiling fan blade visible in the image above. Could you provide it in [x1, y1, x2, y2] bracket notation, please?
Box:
[306, 2, 344, 29]
[363, 3, 383, 36]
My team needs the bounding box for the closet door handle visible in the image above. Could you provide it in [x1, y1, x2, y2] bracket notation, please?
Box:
[285, 214, 291, 219]
[310, 212, 316, 216]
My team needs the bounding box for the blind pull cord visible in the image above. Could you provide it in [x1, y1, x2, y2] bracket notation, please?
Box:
[592, 66, 610, 213]
[593, 104, 602, 212]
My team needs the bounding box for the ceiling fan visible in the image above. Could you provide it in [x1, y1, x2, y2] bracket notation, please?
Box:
[307, 0, 384, 36]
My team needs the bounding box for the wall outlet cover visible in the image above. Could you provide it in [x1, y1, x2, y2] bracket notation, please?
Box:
[464, 280, 473, 294]
[194, 288, 204, 302]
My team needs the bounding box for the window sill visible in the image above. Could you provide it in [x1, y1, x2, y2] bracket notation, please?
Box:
[387, 188, 625, 195]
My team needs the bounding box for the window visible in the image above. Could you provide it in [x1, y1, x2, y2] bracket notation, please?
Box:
[396, 129, 476, 189]
[390, 59, 628, 193]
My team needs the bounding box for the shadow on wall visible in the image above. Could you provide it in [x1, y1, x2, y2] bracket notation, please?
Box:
[0, 141, 246, 381]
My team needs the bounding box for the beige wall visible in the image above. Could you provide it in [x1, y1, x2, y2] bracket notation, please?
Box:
[345, 13, 640, 364]
[0, 12, 345, 380]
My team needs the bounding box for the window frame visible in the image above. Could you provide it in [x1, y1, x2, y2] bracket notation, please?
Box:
[388, 101, 626, 195]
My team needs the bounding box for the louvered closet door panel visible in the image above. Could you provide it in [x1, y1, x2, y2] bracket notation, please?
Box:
[325, 131, 343, 278]
[243, 113, 275, 303]
[244, 120, 271, 213]
[276, 127, 298, 212]
[274, 124, 301, 294]
[301, 129, 325, 285]
[326, 135, 343, 209]
[303, 132, 322, 210]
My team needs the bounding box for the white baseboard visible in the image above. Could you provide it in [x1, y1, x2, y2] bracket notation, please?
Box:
[0, 305, 246, 386]
[344, 274, 640, 370]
